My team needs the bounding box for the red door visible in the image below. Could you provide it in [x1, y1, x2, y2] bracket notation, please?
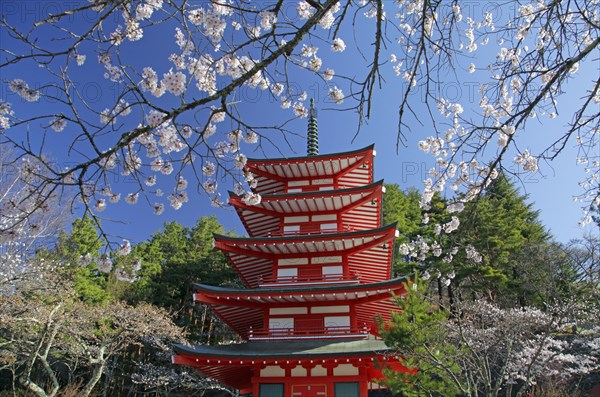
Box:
[295, 318, 323, 336]
[298, 266, 321, 282]
[291, 384, 327, 397]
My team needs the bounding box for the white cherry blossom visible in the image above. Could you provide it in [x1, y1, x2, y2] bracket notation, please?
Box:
[331, 38, 346, 52]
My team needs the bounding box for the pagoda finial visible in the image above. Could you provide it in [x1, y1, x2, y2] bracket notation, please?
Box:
[307, 98, 319, 156]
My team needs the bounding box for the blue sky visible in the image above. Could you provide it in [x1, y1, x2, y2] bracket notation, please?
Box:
[1, 1, 597, 245]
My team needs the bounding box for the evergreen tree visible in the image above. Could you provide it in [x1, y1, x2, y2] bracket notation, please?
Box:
[452, 174, 549, 302]
[53, 215, 102, 262]
[127, 216, 237, 342]
[382, 184, 453, 296]
[382, 185, 422, 277]
[41, 215, 111, 304]
[129, 221, 192, 308]
[189, 216, 237, 286]
[380, 279, 461, 397]
[382, 185, 422, 238]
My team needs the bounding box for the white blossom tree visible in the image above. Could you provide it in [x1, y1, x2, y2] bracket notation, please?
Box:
[0, 148, 70, 286]
[564, 233, 600, 296]
[382, 280, 599, 397]
[131, 362, 239, 396]
[0, 271, 185, 397]
[1, 0, 597, 245]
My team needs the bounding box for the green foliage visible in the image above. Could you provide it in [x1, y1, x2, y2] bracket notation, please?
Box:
[40, 215, 112, 304]
[94, 316, 116, 339]
[125, 216, 237, 341]
[382, 185, 423, 276]
[453, 174, 549, 301]
[383, 184, 451, 277]
[381, 279, 461, 397]
[382, 185, 422, 238]
[57, 215, 103, 261]
[74, 264, 111, 304]
[381, 177, 581, 310]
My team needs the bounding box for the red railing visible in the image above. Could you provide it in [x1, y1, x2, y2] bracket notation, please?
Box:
[248, 325, 371, 341]
[280, 227, 342, 236]
[258, 273, 361, 287]
[266, 226, 357, 237]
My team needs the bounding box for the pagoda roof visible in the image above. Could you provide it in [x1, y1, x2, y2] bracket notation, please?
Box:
[173, 336, 409, 392]
[246, 144, 375, 180]
[192, 277, 409, 340]
[228, 181, 385, 237]
[213, 223, 398, 288]
[246, 146, 375, 195]
[174, 336, 389, 359]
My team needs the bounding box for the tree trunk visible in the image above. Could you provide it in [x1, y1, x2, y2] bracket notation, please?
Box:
[448, 283, 457, 317]
[19, 303, 64, 397]
[19, 377, 51, 397]
[78, 346, 106, 397]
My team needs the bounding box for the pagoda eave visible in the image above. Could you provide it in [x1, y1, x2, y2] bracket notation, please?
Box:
[213, 223, 398, 258]
[173, 337, 407, 394]
[229, 180, 384, 213]
[214, 224, 398, 289]
[246, 144, 375, 177]
[246, 144, 374, 164]
[193, 276, 409, 307]
[173, 337, 412, 393]
[173, 337, 391, 360]
[228, 181, 385, 237]
[191, 278, 409, 339]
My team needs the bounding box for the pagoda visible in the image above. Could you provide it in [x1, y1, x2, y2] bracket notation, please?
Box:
[173, 101, 411, 396]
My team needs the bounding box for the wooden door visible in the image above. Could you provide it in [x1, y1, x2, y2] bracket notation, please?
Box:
[298, 266, 321, 282]
[295, 317, 323, 336]
[291, 384, 327, 397]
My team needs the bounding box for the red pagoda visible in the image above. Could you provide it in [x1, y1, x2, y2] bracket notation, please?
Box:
[173, 101, 411, 396]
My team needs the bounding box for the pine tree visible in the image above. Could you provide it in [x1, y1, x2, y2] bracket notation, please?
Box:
[43, 215, 110, 304]
[380, 279, 461, 397]
[126, 217, 237, 342]
[53, 215, 102, 262]
[452, 174, 549, 302]
[382, 185, 422, 238]
[382, 185, 422, 276]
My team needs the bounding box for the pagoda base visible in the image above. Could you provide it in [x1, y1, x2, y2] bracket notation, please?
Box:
[173, 337, 412, 396]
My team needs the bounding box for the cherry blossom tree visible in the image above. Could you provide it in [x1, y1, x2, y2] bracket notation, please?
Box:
[394, 1, 599, 222]
[1, 0, 597, 244]
[382, 280, 599, 397]
[1, 0, 348, 233]
[564, 233, 600, 296]
[0, 272, 185, 397]
[131, 362, 239, 396]
[0, 148, 70, 286]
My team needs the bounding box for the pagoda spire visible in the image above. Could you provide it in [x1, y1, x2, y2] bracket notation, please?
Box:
[307, 98, 319, 156]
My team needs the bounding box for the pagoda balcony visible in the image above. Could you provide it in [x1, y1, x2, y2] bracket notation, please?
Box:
[248, 325, 371, 341]
[258, 273, 360, 288]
